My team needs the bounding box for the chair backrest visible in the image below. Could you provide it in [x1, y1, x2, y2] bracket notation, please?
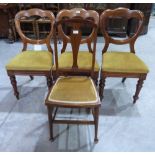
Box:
[15, 8, 55, 53]
[54, 8, 99, 77]
[56, 8, 99, 53]
[100, 7, 144, 54]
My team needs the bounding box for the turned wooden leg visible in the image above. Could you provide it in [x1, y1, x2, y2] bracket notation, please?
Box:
[9, 75, 19, 99]
[133, 76, 146, 104]
[122, 77, 127, 83]
[99, 75, 106, 101]
[47, 106, 54, 141]
[46, 76, 52, 90]
[94, 107, 99, 143]
[30, 75, 34, 80]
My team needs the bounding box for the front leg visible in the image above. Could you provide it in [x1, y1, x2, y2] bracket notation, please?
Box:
[94, 107, 99, 143]
[9, 75, 19, 99]
[133, 75, 146, 104]
[47, 106, 54, 141]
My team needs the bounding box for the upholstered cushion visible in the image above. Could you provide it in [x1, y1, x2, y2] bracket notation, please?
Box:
[6, 51, 52, 71]
[102, 52, 149, 73]
[53, 51, 99, 71]
[48, 76, 99, 104]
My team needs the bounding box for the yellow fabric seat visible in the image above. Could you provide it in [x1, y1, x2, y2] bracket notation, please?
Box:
[53, 51, 99, 71]
[6, 51, 52, 71]
[48, 76, 99, 104]
[102, 52, 149, 73]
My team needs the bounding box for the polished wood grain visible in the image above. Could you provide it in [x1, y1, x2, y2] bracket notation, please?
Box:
[99, 7, 148, 104]
[45, 10, 101, 142]
[7, 8, 55, 99]
[52, 8, 99, 85]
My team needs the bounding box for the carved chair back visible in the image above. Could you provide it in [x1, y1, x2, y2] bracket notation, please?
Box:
[15, 8, 55, 53]
[100, 7, 144, 54]
[56, 8, 99, 53]
[54, 8, 99, 78]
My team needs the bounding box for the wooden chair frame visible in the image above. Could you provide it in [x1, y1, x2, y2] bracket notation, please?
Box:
[6, 8, 55, 99]
[99, 7, 147, 103]
[52, 8, 100, 85]
[45, 16, 101, 142]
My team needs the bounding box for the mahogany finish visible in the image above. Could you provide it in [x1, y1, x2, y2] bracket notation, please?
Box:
[99, 7, 148, 103]
[52, 8, 100, 85]
[7, 8, 55, 99]
[45, 11, 101, 142]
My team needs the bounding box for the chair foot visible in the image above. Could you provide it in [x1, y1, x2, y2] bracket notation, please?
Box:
[133, 96, 139, 104]
[9, 75, 19, 99]
[122, 77, 126, 83]
[94, 138, 99, 143]
[49, 137, 54, 142]
[133, 76, 146, 104]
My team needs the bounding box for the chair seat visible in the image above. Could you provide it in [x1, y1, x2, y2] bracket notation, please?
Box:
[53, 51, 99, 71]
[102, 52, 149, 73]
[6, 51, 53, 71]
[47, 76, 100, 105]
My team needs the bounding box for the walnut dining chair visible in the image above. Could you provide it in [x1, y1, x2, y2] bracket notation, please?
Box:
[99, 7, 149, 103]
[6, 8, 55, 99]
[45, 15, 101, 142]
[52, 8, 100, 85]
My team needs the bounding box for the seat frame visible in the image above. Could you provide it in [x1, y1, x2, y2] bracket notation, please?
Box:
[99, 7, 148, 103]
[52, 8, 100, 85]
[45, 14, 101, 142]
[6, 8, 55, 99]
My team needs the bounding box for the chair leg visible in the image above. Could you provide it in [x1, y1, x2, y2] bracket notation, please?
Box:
[133, 76, 146, 104]
[86, 108, 91, 114]
[47, 106, 54, 141]
[122, 77, 127, 83]
[99, 75, 106, 101]
[94, 107, 99, 143]
[9, 75, 19, 99]
[52, 71, 57, 82]
[30, 75, 34, 80]
[46, 76, 52, 90]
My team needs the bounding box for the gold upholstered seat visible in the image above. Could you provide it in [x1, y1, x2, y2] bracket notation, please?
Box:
[6, 9, 55, 99]
[99, 8, 149, 104]
[102, 52, 149, 73]
[53, 51, 99, 71]
[6, 51, 52, 71]
[48, 76, 99, 104]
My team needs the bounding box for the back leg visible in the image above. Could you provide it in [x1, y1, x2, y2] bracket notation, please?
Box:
[30, 75, 34, 80]
[122, 77, 126, 83]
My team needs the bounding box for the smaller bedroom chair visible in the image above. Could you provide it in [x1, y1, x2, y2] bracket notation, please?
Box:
[5, 8, 55, 99]
[99, 7, 149, 103]
[45, 16, 101, 142]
